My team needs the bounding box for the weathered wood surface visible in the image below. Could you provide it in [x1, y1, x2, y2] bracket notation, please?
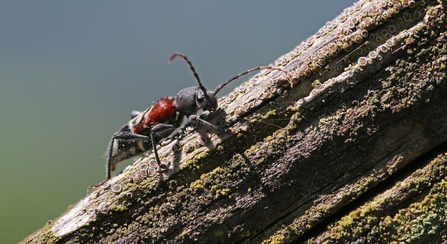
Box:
[24, 0, 447, 243]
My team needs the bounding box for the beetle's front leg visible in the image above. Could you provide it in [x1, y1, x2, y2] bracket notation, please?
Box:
[189, 114, 220, 131]
[189, 114, 234, 133]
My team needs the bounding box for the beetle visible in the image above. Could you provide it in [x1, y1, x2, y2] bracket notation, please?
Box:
[88, 53, 287, 189]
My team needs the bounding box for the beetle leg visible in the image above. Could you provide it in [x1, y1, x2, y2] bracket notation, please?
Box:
[189, 114, 221, 131]
[151, 123, 176, 185]
[188, 114, 235, 133]
[88, 131, 152, 189]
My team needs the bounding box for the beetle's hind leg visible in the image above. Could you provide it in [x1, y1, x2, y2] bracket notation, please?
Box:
[88, 131, 152, 189]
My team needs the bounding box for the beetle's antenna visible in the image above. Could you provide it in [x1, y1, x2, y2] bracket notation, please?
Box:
[169, 53, 207, 93]
[214, 66, 288, 95]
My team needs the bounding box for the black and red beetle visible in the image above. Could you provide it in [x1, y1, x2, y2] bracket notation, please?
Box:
[89, 53, 287, 189]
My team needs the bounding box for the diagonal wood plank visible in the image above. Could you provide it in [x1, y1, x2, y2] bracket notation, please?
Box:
[24, 0, 447, 243]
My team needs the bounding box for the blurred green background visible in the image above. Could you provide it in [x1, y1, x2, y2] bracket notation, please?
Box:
[0, 1, 354, 243]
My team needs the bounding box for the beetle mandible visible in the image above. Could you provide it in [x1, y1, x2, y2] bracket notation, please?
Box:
[88, 53, 287, 189]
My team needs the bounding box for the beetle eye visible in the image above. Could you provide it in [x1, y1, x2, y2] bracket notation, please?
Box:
[196, 90, 205, 103]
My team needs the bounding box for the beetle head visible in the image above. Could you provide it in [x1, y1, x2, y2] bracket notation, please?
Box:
[196, 87, 218, 113]
[175, 86, 217, 116]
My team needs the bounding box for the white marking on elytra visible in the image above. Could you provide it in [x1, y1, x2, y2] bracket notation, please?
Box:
[137, 140, 146, 151]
